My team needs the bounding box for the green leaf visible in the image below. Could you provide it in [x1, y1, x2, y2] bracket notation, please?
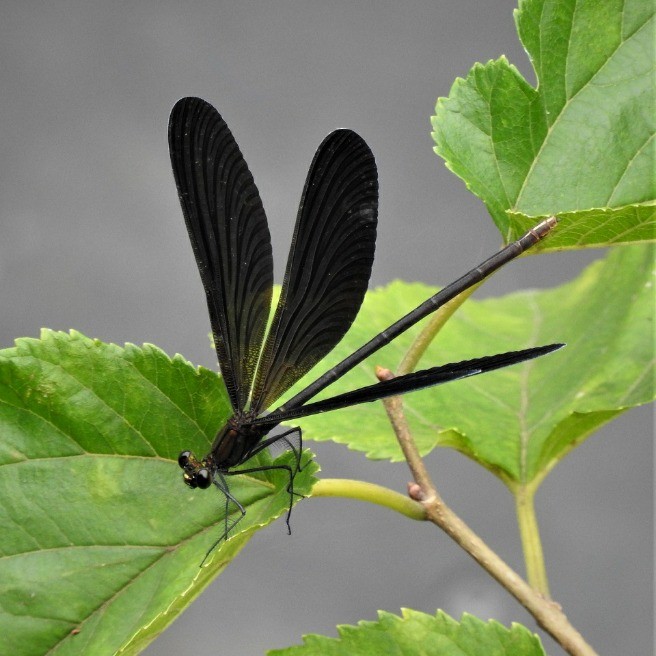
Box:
[0, 330, 318, 655]
[289, 244, 654, 488]
[432, 0, 656, 249]
[268, 609, 547, 656]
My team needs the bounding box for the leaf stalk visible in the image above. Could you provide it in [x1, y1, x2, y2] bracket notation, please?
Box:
[515, 483, 550, 596]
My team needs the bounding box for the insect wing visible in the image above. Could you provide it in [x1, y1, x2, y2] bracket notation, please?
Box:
[169, 97, 273, 411]
[250, 129, 378, 413]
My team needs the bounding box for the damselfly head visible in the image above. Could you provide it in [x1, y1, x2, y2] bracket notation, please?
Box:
[178, 450, 212, 489]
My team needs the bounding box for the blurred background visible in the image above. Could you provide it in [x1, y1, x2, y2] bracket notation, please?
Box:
[0, 2, 652, 654]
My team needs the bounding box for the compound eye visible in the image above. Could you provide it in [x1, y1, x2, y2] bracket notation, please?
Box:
[196, 468, 212, 489]
[178, 450, 193, 469]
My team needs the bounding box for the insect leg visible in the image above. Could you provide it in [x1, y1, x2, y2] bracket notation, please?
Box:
[199, 471, 248, 567]
[229, 431, 304, 535]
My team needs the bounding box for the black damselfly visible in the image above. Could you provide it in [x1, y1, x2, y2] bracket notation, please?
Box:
[168, 97, 561, 555]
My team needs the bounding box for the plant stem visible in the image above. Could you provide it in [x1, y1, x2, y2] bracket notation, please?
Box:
[421, 495, 596, 655]
[375, 369, 437, 496]
[516, 483, 550, 597]
[312, 478, 425, 521]
[373, 367, 598, 656]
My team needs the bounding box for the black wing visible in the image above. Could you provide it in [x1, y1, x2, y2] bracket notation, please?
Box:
[253, 344, 564, 425]
[169, 97, 273, 412]
[249, 129, 378, 413]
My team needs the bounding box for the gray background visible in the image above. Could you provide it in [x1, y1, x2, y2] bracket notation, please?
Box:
[0, 2, 652, 655]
